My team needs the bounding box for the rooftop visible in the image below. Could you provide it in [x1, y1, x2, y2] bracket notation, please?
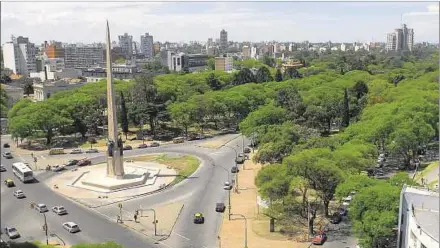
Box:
[403, 186, 439, 242]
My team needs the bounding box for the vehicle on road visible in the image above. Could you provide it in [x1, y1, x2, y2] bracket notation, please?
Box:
[35, 203, 48, 213]
[312, 232, 327, 245]
[3, 143, 10, 148]
[3, 227, 20, 239]
[49, 148, 65, 155]
[70, 148, 83, 154]
[123, 145, 132, 150]
[4, 179, 15, 187]
[330, 213, 342, 224]
[137, 144, 149, 149]
[150, 142, 160, 147]
[85, 148, 99, 153]
[244, 147, 251, 153]
[13, 190, 25, 199]
[62, 222, 80, 233]
[2, 152, 13, 159]
[338, 207, 348, 216]
[0, 164, 6, 172]
[52, 206, 67, 215]
[193, 213, 205, 224]
[215, 203, 226, 212]
[231, 166, 239, 173]
[12, 162, 34, 183]
[173, 137, 185, 144]
[235, 154, 245, 164]
[51, 165, 65, 172]
[77, 159, 91, 166]
[65, 159, 79, 166]
[223, 181, 232, 190]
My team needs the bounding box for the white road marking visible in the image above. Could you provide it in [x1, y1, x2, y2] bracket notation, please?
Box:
[172, 231, 190, 240]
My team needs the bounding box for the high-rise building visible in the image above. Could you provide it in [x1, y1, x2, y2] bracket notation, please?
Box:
[140, 33, 154, 59]
[118, 33, 133, 58]
[386, 24, 414, 51]
[220, 29, 228, 52]
[64, 44, 105, 69]
[2, 35, 37, 76]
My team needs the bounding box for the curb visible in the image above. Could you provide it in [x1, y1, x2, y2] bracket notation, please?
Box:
[195, 134, 242, 150]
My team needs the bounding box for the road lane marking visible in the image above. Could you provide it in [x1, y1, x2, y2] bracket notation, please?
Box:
[172, 231, 190, 240]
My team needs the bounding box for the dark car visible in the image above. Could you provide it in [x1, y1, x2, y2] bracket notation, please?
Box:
[77, 159, 91, 166]
[138, 143, 149, 149]
[235, 154, 245, 164]
[312, 232, 327, 245]
[193, 213, 205, 224]
[215, 203, 226, 213]
[231, 166, 239, 173]
[123, 145, 132, 151]
[338, 207, 348, 216]
[150, 142, 160, 147]
[244, 147, 251, 153]
[3, 143, 10, 148]
[330, 213, 342, 224]
[65, 159, 79, 166]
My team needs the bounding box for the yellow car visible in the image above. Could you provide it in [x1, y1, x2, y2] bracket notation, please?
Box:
[4, 179, 15, 187]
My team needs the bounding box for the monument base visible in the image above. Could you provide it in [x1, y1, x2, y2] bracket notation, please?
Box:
[72, 161, 160, 193]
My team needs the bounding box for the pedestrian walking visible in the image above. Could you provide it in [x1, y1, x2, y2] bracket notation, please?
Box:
[134, 213, 138, 223]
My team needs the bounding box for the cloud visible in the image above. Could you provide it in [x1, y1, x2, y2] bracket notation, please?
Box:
[427, 3, 439, 12]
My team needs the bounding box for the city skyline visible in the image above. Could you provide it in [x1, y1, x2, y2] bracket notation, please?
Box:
[1, 1, 439, 44]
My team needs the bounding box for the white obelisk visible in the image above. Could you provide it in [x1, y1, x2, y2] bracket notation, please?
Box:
[105, 20, 125, 179]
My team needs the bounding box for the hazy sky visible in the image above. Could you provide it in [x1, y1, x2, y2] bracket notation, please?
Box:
[1, 1, 439, 45]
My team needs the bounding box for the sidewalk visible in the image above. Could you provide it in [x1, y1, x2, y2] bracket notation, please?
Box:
[219, 153, 308, 248]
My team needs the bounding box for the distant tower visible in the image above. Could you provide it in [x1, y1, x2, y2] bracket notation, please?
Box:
[220, 29, 228, 53]
[105, 20, 125, 179]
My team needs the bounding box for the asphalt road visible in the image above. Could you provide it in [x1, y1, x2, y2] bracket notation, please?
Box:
[1, 134, 248, 248]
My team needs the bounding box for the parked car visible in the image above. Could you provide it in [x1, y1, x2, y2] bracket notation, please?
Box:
[3, 143, 10, 148]
[70, 148, 83, 154]
[235, 154, 245, 164]
[330, 213, 342, 224]
[196, 134, 206, 140]
[85, 148, 99, 153]
[52, 206, 67, 215]
[193, 213, 205, 224]
[65, 159, 79, 166]
[150, 142, 160, 147]
[223, 181, 232, 190]
[4, 179, 15, 187]
[77, 159, 91, 166]
[123, 145, 132, 150]
[137, 144, 149, 149]
[4, 227, 20, 239]
[312, 232, 327, 245]
[244, 147, 251, 153]
[231, 166, 239, 173]
[51, 165, 65, 172]
[215, 203, 226, 212]
[13, 190, 25, 199]
[2, 152, 13, 159]
[35, 203, 48, 213]
[0, 164, 6, 172]
[62, 222, 80, 233]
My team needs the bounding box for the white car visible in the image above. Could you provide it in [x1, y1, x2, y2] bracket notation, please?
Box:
[35, 203, 48, 213]
[344, 195, 353, 201]
[13, 190, 25, 199]
[51, 165, 65, 172]
[0, 164, 5, 172]
[62, 222, 80, 233]
[70, 148, 83, 154]
[52, 206, 67, 215]
[4, 226, 20, 239]
[223, 181, 232, 190]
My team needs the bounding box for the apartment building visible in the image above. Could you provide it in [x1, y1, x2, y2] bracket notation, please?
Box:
[220, 29, 228, 52]
[140, 33, 154, 59]
[387, 24, 414, 52]
[118, 33, 133, 59]
[168, 52, 209, 72]
[242, 45, 250, 58]
[2, 36, 37, 76]
[215, 56, 233, 72]
[63, 44, 105, 69]
[397, 185, 439, 248]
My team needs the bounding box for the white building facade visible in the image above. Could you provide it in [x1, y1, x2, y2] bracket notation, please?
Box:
[2, 36, 37, 76]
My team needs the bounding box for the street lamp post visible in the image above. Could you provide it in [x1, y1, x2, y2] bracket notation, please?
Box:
[231, 213, 247, 248]
[41, 212, 49, 245]
[138, 207, 157, 236]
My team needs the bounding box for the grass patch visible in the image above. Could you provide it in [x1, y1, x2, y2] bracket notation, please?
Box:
[133, 154, 200, 184]
[415, 160, 439, 181]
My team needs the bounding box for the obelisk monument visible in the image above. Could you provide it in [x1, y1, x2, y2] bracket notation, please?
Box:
[105, 20, 125, 179]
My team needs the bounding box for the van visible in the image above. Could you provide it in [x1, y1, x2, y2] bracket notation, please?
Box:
[173, 137, 185, 144]
[49, 148, 65, 155]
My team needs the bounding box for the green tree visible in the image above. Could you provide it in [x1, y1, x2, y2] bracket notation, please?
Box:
[207, 57, 215, 70]
[341, 88, 350, 128]
[1, 85, 7, 116]
[206, 72, 222, 90]
[283, 67, 302, 80]
[275, 68, 283, 82]
[255, 66, 273, 83]
[233, 68, 255, 85]
[275, 85, 307, 123]
[119, 92, 129, 139]
[168, 102, 193, 136]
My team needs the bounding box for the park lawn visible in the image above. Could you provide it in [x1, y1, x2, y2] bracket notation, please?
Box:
[133, 154, 200, 184]
[415, 160, 439, 182]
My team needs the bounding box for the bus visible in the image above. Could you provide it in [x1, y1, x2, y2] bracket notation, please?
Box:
[12, 162, 34, 183]
[49, 148, 65, 155]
